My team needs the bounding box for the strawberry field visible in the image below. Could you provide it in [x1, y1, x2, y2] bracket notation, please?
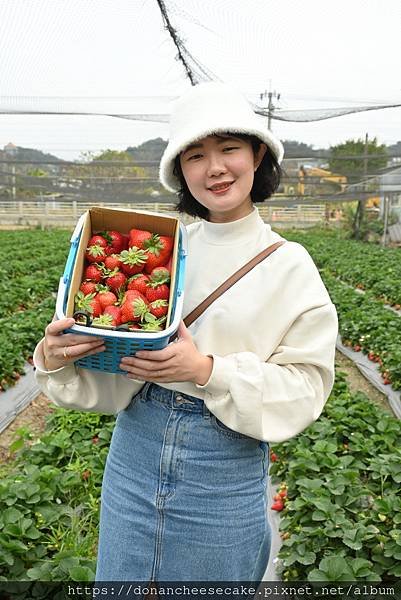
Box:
[0, 226, 400, 587]
[0, 230, 70, 390]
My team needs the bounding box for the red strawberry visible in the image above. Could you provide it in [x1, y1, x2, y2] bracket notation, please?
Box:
[88, 234, 107, 248]
[122, 289, 147, 304]
[104, 305, 122, 326]
[121, 297, 149, 324]
[127, 273, 150, 295]
[82, 469, 91, 481]
[145, 283, 170, 303]
[121, 234, 129, 251]
[85, 264, 104, 283]
[74, 291, 102, 317]
[80, 280, 97, 295]
[129, 228, 153, 249]
[104, 254, 123, 271]
[100, 230, 125, 254]
[87, 297, 103, 318]
[120, 247, 147, 276]
[143, 234, 174, 273]
[95, 287, 117, 310]
[148, 299, 168, 319]
[270, 452, 278, 462]
[106, 270, 127, 292]
[85, 243, 107, 263]
[271, 500, 284, 512]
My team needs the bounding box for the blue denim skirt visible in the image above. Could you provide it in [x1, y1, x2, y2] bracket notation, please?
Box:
[95, 382, 270, 582]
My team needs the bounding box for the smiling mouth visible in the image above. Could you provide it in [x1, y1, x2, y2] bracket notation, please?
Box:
[208, 182, 233, 192]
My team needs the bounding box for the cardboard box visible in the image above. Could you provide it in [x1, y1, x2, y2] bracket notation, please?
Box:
[66, 206, 181, 329]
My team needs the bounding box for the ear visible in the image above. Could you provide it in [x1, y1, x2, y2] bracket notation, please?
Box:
[254, 143, 267, 172]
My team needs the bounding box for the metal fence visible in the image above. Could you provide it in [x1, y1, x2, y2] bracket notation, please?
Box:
[0, 200, 326, 229]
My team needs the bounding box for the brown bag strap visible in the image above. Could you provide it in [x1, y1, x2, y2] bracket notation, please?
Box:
[170, 240, 286, 341]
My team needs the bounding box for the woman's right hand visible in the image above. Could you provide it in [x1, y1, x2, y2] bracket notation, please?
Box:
[43, 317, 106, 371]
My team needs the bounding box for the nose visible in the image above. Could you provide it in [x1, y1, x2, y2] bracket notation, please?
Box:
[206, 151, 227, 178]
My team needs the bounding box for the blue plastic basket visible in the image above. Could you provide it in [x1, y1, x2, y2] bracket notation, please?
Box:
[55, 212, 187, 374]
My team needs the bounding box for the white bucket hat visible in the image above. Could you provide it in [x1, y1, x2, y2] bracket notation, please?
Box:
[159, 81, 284, 193]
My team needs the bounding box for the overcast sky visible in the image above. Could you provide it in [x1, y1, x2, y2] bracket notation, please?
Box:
[0, 0, 400, 159]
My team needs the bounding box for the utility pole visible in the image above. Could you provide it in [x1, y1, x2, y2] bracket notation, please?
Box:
[260, 84, 280, 131]
[382, 194, 390, 247]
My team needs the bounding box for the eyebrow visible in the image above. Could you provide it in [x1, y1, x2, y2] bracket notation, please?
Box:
[182, 135, 241, 156]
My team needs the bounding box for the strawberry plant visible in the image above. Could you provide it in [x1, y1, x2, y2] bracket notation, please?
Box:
[0, 408, 115, 586]
[321, 271, 401, 390]
[283, 228, 401, 307]
[270, 370, 401, 581]
[0, 230, 70, 389]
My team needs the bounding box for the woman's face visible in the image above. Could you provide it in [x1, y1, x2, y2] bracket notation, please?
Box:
[179, 134, 267, 223]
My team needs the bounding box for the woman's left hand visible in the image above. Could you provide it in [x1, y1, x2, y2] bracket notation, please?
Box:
[119, 321, 213, 386]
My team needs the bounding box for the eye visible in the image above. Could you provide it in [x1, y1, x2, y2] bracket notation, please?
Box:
[187, 153, 202, 161]
[223, 146, 240, 152]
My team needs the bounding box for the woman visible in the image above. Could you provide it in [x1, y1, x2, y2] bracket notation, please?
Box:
[34, 82, 338, 584]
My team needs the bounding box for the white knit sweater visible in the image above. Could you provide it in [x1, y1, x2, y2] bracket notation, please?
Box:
[34, 207, 338, 442]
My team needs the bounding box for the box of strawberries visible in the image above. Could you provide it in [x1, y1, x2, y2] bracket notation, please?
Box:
[55, 206, 187, 374]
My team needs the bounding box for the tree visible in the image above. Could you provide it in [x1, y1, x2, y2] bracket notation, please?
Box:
[69, 149, 146, 178]
[328, 138, 388, 180]
[329, 138, 388, 240]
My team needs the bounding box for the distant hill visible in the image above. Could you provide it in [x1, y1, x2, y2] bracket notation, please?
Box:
[0, 145, 62, 163]
[126, 138, 167, 162]
[282, 140, 328, 158]
[125, 137, 329, 162]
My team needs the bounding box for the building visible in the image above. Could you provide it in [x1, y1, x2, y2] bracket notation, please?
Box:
[379, 166, 401, 222]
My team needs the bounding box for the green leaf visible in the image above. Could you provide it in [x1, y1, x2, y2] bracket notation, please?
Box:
[68, 565, 95, 582]
[297, 478, 325, 491]
[0, 536, 28, 553]
[343, 527, 366, 550]
[2, 507, 23, 525]
[298, 551, 317, 566]
[0, 548, 14, 566]
[388, 563, 401, 577]
[308, 569, 330, 581]
[59, 557, 80, 571]
[351, 558, 373, 578]
[9, 437, 25, 453]
[313, 556, 354, 581]
[25, 525, 41, 540]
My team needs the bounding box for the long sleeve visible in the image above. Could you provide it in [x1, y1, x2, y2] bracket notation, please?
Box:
[155, 213, 339, 442]
[197, 299, 338, 443]
[33, 338, 144, 413]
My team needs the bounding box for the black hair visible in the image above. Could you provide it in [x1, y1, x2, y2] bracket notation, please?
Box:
[172, 132, 283, 220]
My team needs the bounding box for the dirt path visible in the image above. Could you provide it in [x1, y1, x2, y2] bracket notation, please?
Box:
[0, 349, 394, 463]
[0, 393, 54, 463]
[335, 349, 393, 415]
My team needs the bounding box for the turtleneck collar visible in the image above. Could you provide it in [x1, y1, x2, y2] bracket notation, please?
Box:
[199, 206, 267, 245]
